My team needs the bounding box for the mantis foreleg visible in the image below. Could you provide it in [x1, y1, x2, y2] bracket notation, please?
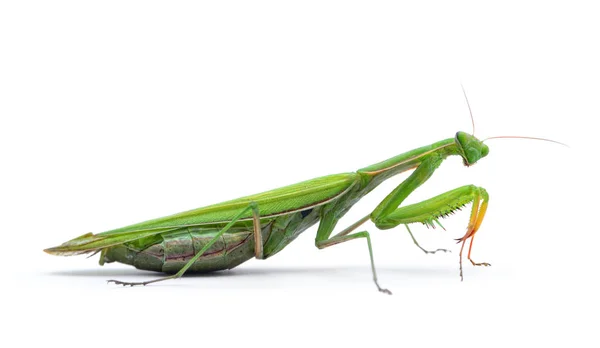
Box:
[370, 161, 490, 281]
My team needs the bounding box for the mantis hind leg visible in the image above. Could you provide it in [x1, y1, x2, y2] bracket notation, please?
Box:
[108, 202, 261, 287]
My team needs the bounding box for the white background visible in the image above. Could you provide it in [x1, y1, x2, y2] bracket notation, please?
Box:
[1, 1, 597, 347]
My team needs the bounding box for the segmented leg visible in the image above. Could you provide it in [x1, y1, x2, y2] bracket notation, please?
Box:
[314, 214, 391, 294]
[108, 202, 260, 286]
[468, 236, 490, 267]
[405, 224, 450, 254]
[317, 231, 391, 295]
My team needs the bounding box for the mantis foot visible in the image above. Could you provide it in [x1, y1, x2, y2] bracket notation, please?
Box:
[378, 287, 392, 295]
[470, 260, 491, 267]
[405, 225, 450, 255]
[107, 274, 177, 287]
[107, 279, 148, 287]
[421, 247, 451, 255]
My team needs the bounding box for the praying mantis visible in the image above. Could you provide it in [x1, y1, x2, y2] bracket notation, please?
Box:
[45, 91, 564, 294]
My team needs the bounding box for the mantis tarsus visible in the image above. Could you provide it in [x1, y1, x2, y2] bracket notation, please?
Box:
[45, 98, 564, 294]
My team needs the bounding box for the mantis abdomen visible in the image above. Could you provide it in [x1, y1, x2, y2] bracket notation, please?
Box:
[103, 226, 260, 273]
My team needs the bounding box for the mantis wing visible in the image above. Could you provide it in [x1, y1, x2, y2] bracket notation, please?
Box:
[45, 173, 358, 255]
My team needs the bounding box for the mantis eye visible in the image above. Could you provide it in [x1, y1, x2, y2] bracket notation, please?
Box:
[481, 144, 489, 157]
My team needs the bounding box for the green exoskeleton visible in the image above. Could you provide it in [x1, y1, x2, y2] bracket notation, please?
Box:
[46, 129, 501, 294]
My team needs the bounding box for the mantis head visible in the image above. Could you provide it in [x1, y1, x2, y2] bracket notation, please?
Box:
[455, 131, 489, 166]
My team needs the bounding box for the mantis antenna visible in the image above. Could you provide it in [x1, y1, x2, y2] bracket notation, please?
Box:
[459, 84, 567, 147]
[461, 83, 475, 135]
[483, 135, 568, 147]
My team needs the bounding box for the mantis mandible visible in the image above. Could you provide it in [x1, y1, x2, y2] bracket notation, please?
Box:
[45, 92, 564, 294]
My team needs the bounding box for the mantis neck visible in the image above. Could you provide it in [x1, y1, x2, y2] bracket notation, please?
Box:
[357, 138, 459, 187]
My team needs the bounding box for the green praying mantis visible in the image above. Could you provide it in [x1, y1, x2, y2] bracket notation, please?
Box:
[45, 91, 564, 294]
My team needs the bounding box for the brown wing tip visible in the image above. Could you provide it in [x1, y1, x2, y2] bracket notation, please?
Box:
[44, 232, 98, 256]
[43, 247, 55, 255]
[43, 246, 71, 256]
[43, 245, 92, 256]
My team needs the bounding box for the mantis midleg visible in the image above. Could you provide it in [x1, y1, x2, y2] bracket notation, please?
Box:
[405, 225, 450, 254]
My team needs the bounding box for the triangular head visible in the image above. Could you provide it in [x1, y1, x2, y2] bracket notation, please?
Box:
[455, 131, 489, 166]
